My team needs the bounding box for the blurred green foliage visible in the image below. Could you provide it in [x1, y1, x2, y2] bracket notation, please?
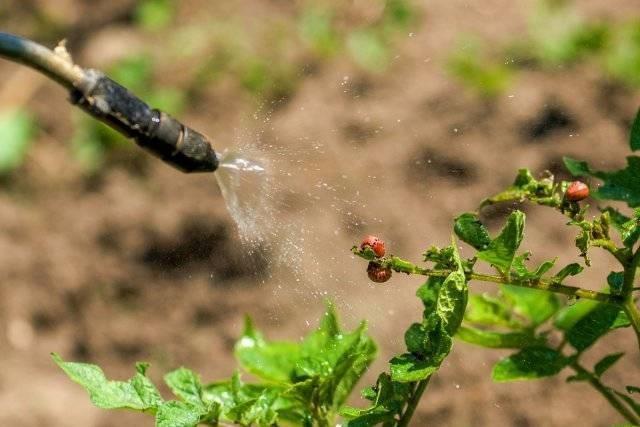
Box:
[187, 0, 417, 101]
[298, 6, 341, 58]
[447, 40, 514, 98]
[604, 23, 640, 88]
[136, 0, 175, 32]
[449, 0, 640, 97]
[521, 0, 609, 66]
[0, 108, 35, 175]
[346, 0, 415, 71]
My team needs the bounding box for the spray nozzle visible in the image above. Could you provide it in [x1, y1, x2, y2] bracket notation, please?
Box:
[0, 32, 219, 173]
[72, 70, 219, 173]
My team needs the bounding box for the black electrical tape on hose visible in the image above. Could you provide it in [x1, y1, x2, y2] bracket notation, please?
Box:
[70, 70, 218, 173]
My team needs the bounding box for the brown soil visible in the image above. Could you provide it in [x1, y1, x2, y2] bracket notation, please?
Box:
[1, 1, 639, 426]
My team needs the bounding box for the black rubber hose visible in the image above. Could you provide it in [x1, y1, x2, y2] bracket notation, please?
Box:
[0, 32, 219, 173]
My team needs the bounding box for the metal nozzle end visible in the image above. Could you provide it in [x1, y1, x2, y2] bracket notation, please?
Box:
[174, 124, 219, 173]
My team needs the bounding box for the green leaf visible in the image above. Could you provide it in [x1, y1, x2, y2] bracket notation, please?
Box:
[594, 352, 624, 377]
[607, 271, 625, 296]
[326, 323, 378, 408]
[602, 207, 631, 236]
[0, 108, 35, 174]
[456, 326, 542, 348]
[554, 299, 599, 330]
[202, 380, 237, 411]
[204, 375, 303, 426]
[565, 156, 640, 207]
[480, 169, 557, 208]
[553, 263, 584, 283]
[511, 252, 556, 280]
[226, 389, 279, 426]
[341, 373, 411, 427]
[394, 241, 467, 383]
[492, 346, 568, 382]
[566, 371, 591, 383]
[404, 322, 430, 355]
[164, 368, 204, 408]
[52, 353, 162, 411]
[235, 317, 301, 383]
[572, 220, 592, 264]
[416, 277, 442, 312]
[390, 351, 443, 383]
[438, 269, 468, 336]
[563, 156, 592, 176]
[236, 301, 375, 412]
[627, 386, 640, 394]
[454, 213, 492, 250]
[477, 210, 525, 276]
[565, 303, 622, 351]
[620, 208, 640, 247]
[630, 108, 640, 151]
[501, 285, 560, 327]
[612, 310, 631, 329]
[464, 293, 522, 329]
[155, 401, 203, 427]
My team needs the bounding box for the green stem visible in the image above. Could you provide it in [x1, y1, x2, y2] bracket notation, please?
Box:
[397, 377, 430, 427]
[470, 272, 613, 302]
[622, 249, 640, 297]
[570, 362, 640, 425]
[591, 239, 628, 264]
[622, 249, 640, 351]
[624, 300, 640, 353]
[354, 250, 617, 304]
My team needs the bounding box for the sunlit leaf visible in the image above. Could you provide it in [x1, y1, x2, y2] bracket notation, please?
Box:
[164, 368, 204, 408]
[52, 353, 162, 411]
[501, 285, 559, 327]
[464, 293, 522, 329]
[477, 210, 525, 276]
[456, 326, 542, 349]
[341, 373, 411, 427]
[492, 346, 568, 382]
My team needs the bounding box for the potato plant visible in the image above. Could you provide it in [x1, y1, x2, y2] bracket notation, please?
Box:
[55, 110, 640, 426]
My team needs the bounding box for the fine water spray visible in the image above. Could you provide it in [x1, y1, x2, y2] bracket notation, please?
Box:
[0, 32, 219, 173]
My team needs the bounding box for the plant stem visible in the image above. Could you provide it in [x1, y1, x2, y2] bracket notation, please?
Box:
[591, 239, 628, 264]
[397, 377, 431, 427]
[570, 362, 640, 425]
[624, 300, 640, 352]
[354, 250, 617, 304]
[622, 249, 640, 297]
[622, 249, 640, 351]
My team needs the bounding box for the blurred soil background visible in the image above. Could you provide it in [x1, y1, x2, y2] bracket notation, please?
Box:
[1, 0, 640, 425]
